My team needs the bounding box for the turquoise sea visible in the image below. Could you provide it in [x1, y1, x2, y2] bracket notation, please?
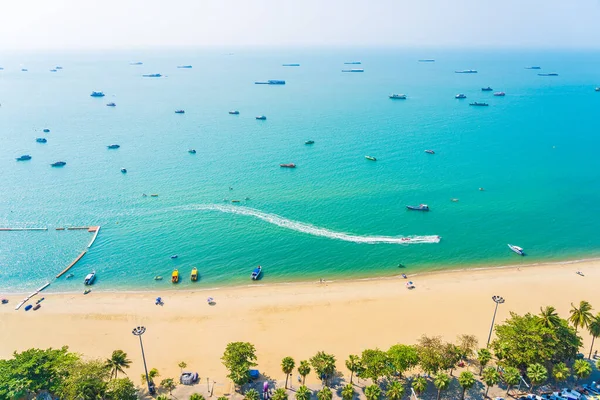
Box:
[1, 48, 599, 293]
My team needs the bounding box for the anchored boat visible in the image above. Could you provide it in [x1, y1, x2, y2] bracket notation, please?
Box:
[455, 94, 467, 99]
[389, 94, 407, 99]
[84, 271, 96, 285]
[90, 91, 105, 97]
[16, 155, 32, 161]
[469, 102, 489, 106]
[191, 267, 198, 282]
[172, 269, 179, 283]
[508, 244, 525, 256]
[251, 266, 262, 280]
[107, 144, 120, 149]
[365, 156, 377, 161]
[406, 204, 430, 211]
[280, 163, 296, 168]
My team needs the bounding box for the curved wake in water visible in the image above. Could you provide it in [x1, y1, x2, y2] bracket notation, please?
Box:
[176, 204, 441, 245]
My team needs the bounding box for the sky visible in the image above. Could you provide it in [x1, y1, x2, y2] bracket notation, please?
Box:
[0, 0, 599, 50]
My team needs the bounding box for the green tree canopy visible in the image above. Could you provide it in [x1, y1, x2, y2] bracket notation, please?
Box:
[57, 359, 110, 400]
[440, 343, 462, 376]
[298, 360, 311, 385]
[244, 388, 260, 400]
[416, 335, 444, 375]
[482, 367, 500, 399]
[341, 384, 354, 400]
[569, 301, 593, 332]
[477, 348, 492, 375]
[310, 351, 336, 386]
[456, 334, 478, 361]
[189, 393, 206, 400]
[160, 378, 177, 395]
[539, 306, 561, 329]
[316, 386, 332, 400]
[221, 342, 258, 388]
[105, 350, 131, 380]
[157, 395, 170, 400]
[433, 373, 450, 400]
[526, 363, 547, 393]
[587, 313, 600, 359]
[345, 355, 360, 384]
[502, 366, 521, 395]
[385, 381, 405, 400]
[296, 385, 311, 400]
[364, 384, 381, 400]
[412, 376, 427, 395]
[387, 344, 419, 377]
[552, 362, 570, 386]
[281, 357, 295, 388]
[458, 371, 476, 400]
[272, 387, 288, 400]
[360, 349, 390, 383]
[106, 377, 138, 400]
[573, 359, 592, 381]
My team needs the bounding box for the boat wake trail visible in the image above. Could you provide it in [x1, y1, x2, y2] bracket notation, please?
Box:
[175, 204, 441, 245]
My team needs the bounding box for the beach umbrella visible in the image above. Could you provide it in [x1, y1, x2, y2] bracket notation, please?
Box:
[207, 297, 214, 304]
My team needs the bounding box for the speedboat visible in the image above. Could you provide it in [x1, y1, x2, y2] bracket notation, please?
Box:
[538, 73, 558, 76]
[21, 68, 28, 72]
[282, 63, 300, 67]
[425, 150, 435, 154]
[342, 69, 364, 72]
[142, 73, 162, 77]
[493, 92, 506, 96]
[251, 265, 262, 280]
[280, 163, 296, 168]
[407, 204, 429, 211]
[455, 69, 477, 73]
[525, 66, 541, 69]
[50, 69, 57, 72]
[191, 267, 198, 281]
[481, 87, 493, 91]
[229, 110, 240, 115]
[154, 276, 163, 281]
[107, 144, 120, 149]
[595, 87, 600, 92]
[508, 244, 525, 256]
[365, 155, 377, 161]
[344, 61, 362, 65]
[16, 155, 32, 161]
[121, 168, 127, 173]
[84, 271, 96, 285]
[36, 138, 47, 143]
[177, 65, 192, 68]
[43, 129, 50, 133]
[389, 94, 407, 99]
[51, 161, 66, 167]
[418, 59, 435, 62]
[170, 254, 178, 259]
[188, 149, 197, 154]
[90, 91, 105, 97]
[470, 102, 489, 106]
[268, 80, 285, 85]
[175, 110, 185, 114]
[256, 115, 267, 120]
[106, 102, 116, 107]
[455, 94, 467, 99]
[172, 269, 179, 283]
[305, 140, 315, 145]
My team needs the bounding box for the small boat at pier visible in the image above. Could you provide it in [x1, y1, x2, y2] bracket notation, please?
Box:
[470, 102, 489, 106]
[508, 244, 525, 256]
[107, 144, 120, 149]
[256, 115, 267, 120]
[16, 155, 32, 161]
[172, 269, 179, 283]
[389, 94, 407, 99]
[229, 110, 240, 115]
[365, 156, 377, 161]
[175, 110, 185, 114]
[280, 163, 296, 168]
[84, 271, 96, 285]
[51, 161, 66, 167]
[406, 204, 429, 211]
[251, 265, 262, 280]
[36, 138, 47, 143]
[481, 87, 493, 91]
[455, 94, 467, 99]
[191, 267, 198, 282]
[493, 92, 506, 96]
[90, 91, 105, 97]
[425, 150, 435, 154]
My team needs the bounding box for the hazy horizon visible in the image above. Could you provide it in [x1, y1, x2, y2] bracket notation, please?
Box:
[1, 0, 599, 51]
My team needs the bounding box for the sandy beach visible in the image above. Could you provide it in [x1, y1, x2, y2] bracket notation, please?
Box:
[2, 260, 600, 395]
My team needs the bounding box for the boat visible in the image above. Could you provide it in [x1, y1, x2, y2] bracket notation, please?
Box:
[280, 163, 296, 168]
[33, 304, 41, 311]
[150, 194, 158, 197]
[389, 94, 407, 99]
[66, 273, 74, 279]
[595, 87, 600, 92]
[305, 140, 315, 145]
[282, 63, 300, 67]
[170, 254, 178, 259]
[255, 80, 286, 85]
[107, 144, 120, 149]
[121, 168, 127, 173]
[229, 110, 240, 115]
[130, 62, 143, 65]
[188, 149, 197, 154]
[425, 150, 435, 154]
[191, 267, 198, 282]
[508, 244, 525, 256]
[175, 110, 185, 114]
[16, 155, 32, 161]
[231, 200, 240, 203]
[469, 102, 489, 106]
[418, 59, 435, 62]
[342, 69, 364, 72]
[21, 68, 28, 72]
[481, 87, 493, 91]
[251, 265, 262, 280]
[256, 115, 267, 120]
[83, 289, 91, 295]
[55, 66, 63, 70]
[106, 102, 116, 107]
[154, 276, 163, 280]
[142, 73, 162, 77]
[493, 92, 506, 96]
[43, 129, 50, 133]
[36, 297, 45, 304]
[1, 299, 8, 304]
[406, 204, 430, 211]
[172, 269, 179, 283]
[50, 69, 57, 72]
[455, 94, 467, 99]
[36, 138, 47, 143]
[24, 304, 33, 311]
[84, 271, 96, 285]
[51, 161, 66, 167]
[177, 65, 192, 68]
[344, 62, 361, 65]
[90, 91, 105, 97]
[365, 156, 377, 161]
[455, 70, 477, 73]
[525, 66, 541, 69]
[538, 73, 558, 76]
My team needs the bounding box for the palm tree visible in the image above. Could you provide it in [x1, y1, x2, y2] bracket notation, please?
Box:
[526, 363, 547, 393]
[217, 397, 228, 400]
[345, 355, 360, 385]
[190, 394, 206, 400]
[433, 373, 450, 400]
[296, 385, 311, 400]
[587, 313, 600, 359]
[482, 367, 500, 399]
[569, 301, 593, 332]
[244, 389, 260, 400]
[477, 348, 492, 375]
[341, 384, 354, 400]
[281, 357, 296, 389]
[272, 388, 288, 400]
[552, 362, 570, 389]
[539, 305, 561, 329]
[160, 378, 177, 396]
[458, 371, 475, 400]
[179, 361, 188, 374]
[105, 350, 131, 379]
[364, 384, 381, 400]
[573, 359, 592, 381]
[412, 376, 427, 396]
[298, 360, 311, 385]
[503, 366, 520, 395]
[317, 386, 332, 400]
[385, 381, 404, 400]
[157, 396, 169, 400]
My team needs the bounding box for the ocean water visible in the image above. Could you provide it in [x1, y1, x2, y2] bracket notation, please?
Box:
[1, 48, 599, 293]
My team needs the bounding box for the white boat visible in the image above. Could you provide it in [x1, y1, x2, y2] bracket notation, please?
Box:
[507, 244, 525, 256]
[389, 94, 407, 99]
[84, 271, 96, 285]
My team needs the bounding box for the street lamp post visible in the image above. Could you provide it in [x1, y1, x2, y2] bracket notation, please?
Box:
[486, 295, 505, 347]
[132, 326, 155, 395]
